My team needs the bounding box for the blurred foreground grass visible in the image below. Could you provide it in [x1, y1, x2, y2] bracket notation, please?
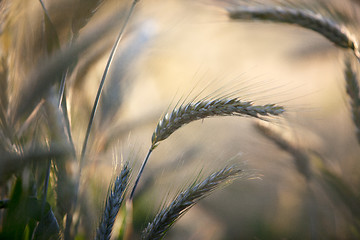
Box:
[1, 0, 360, 239]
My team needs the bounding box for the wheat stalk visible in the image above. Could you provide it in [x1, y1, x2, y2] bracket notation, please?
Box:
[152, 97, 284, 147]
[228, 5, 360, 61]
[142, 166, 242, 240]
[80, 0, 139, 168]
[129, 97, 284, 199]
[96, 164, 130, 240]
[344, 57, 360, 144]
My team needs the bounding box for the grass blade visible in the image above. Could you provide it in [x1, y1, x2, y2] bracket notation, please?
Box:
[80, 0, 139, 168]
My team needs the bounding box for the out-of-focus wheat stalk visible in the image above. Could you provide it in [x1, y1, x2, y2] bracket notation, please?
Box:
[142, 166, 242, 240]
[12, 2, 132, 125]
[254, 121, 312, 180]
[0, 57, 13, 157]
[80, 0, 139, 168]
[98, 21, 155, 134]
[228, 5, 360, 61]
[0, 146, 68, 185]
[344, 57, 360, 144]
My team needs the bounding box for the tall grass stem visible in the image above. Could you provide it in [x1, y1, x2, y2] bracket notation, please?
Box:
[129, 147, 153, 199]
[80, 0, 139, 169]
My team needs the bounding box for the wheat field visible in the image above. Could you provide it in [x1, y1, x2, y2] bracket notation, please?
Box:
[0, 0, 360, 239]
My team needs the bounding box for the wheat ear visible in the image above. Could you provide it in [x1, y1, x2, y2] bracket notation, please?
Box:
[344, 57, 360, 144]
[129, 97, 283, 199]
[152, 97, 284, 147]
[228, 6, 360, 61]
[96, 164, 130, 240]
[141, 166, 242, 240]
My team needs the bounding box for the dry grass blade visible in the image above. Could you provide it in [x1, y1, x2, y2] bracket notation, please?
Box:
[344, 57, 360, 144]
[96, 164, 130, 240]
[99, 23, 154, 130]
[142, 166, 242, 240]
[228, 5, 360, 60]
[80, 0, 139, 168]
[152, 97, 284, 147]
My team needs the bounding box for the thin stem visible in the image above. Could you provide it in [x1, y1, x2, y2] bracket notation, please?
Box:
[55, 67, 77, 158]
[41, 159, 52, 217]
[130, 147, 153, 199]
[72, 0, 139, 236]
[38, 0, 49, 16]
[58, 71, 67, 108]
[80, 0, 139, 169]
[64, 213, 73, 240]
